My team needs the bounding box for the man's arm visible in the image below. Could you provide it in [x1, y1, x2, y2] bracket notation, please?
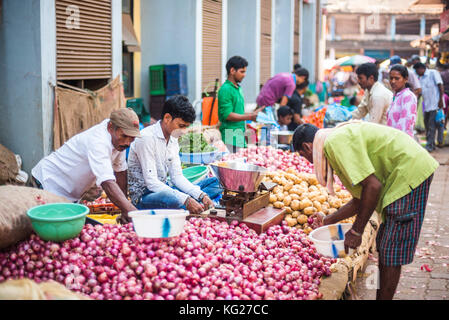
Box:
[101, 180, 137, 223]
[293, 113, 303, 125]
[439, 83, 444, 109]
[351, 94, 369, 120]
[279, 96, 289, 106]
[114, 170, 128, 197]
[368, 94, 390, 124]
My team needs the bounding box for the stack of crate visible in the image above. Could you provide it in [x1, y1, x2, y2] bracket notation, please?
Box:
[149, 64, 188, 120]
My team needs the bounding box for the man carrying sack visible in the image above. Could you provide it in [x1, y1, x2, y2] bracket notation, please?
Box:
[292, 121, 438, 300]
[31, 108, 141, 224]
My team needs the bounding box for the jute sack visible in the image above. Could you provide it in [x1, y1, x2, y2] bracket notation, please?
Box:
[0, 144, 19, 185]
[0, 279, 90, 300]
[0, 186, 70, 250]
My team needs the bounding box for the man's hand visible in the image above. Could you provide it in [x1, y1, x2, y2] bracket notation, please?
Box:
[201, 195, 214, 210]
[249, 106, 266, 121]
[439, 99, 444, 109]
[344, 229, 362, 254]
[118, 212, 132, 224]
[185, 197, 205, 215]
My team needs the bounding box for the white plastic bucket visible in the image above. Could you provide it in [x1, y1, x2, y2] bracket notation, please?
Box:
[128, 209, 189, 238]
[308, 223, 354, 258]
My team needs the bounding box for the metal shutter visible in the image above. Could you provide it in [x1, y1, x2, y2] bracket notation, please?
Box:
[202, 0, 222, 93]
[293, 0, 300, 65]
[260, 0, 272, 86]
[56, 0, 112, 80]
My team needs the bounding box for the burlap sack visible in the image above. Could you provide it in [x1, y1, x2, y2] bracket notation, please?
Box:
[0, 279, 90, 300]
[0, 144, 19, 185]
[0, 186, 70, 250]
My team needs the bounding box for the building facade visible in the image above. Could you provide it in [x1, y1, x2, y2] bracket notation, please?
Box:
[324, 0, 443, 60]
[0, 0, 324, 174]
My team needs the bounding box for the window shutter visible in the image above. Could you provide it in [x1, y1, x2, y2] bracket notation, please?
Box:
[260, 0, 272, 86]
[202, 0, 222, 93]
[56, 0, 112, 80]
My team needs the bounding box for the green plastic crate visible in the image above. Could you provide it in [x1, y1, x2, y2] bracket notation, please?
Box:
[149, 65, 166, 95]
[126, 98, 144, 116]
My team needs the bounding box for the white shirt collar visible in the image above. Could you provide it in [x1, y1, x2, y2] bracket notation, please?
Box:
[154, 120, 176, 144]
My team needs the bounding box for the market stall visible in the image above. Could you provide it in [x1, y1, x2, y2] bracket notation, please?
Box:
[0, 124, 379, 301]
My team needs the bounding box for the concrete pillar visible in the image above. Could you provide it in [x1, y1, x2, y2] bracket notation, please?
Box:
[420, 15, 426, 37]
[0, 0, 56, 173]
[391, 15, 396, 40]
[330, 16, 335, 40]
[301, 0, 317, 81]
[227, 0, 260, 103]
[273, 0, 295, 75]
[112, 0, 122, 81]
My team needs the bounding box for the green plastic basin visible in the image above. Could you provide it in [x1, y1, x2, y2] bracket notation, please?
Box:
[27, 203, 89, 242]
[182, 165, 208, 183]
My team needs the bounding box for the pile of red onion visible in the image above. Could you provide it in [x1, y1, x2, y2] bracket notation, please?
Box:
[223, 146, 314, 174]
[0, 218, 334, 300]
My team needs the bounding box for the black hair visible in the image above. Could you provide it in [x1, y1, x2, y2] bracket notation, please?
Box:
[355, 63, 379, 82]
[293, 63, 302, 71]
[297, 80, 309, 90]
[294, 68, 309, 80]
[277, 106, 293, 119]
[390, 64, 408, 79]
[349, 96, 357, 106]
[292, 123, 319, 152]
[413, 62, 426, 71]
[226, 56, 248, 75]
[161, 95, 196, 123]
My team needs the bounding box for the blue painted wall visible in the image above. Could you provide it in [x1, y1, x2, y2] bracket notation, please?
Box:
[140, 0, 198, 110]
[0, 0, 44, 173]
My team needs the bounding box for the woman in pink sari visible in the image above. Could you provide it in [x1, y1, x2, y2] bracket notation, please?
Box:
[386, 65, 417, 137]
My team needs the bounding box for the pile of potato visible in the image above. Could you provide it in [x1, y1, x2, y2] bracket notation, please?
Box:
[264, 168, 354, 234]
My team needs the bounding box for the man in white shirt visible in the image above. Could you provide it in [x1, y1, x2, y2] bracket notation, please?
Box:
[352, 63, 393, 124]
[128, 95, 222, 215]
[31, 108, 141, 223]
[414, 62, 445, 152]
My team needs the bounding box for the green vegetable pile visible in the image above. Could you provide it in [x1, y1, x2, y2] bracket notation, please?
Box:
[179, 132, 216, 153]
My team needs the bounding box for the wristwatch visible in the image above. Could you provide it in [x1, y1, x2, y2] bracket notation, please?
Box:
[349, 228, 362, 237]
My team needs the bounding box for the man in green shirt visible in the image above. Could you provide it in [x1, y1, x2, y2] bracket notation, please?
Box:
[218, 56, 264, 153]
[292, 122, 438, 300]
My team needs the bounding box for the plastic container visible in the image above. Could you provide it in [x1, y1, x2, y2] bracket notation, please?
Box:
[128, 209, 189, 238]
[308, 223, 354, 258]
[27, 203, 89, 242]
[149, 65, 166, 95]
[182, 165, 209, 183]
[179, 149, 222, 164]
[126, 98, 144, 116]
[165, 64, 188, 96]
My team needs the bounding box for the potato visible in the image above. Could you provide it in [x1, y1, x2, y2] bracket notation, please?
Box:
[303, 206, 317, 216]
[295, 224, 303, 230]
[284, 206, 293, 214]
[290, 193, 300, 201]
[269, 194, 277, 203]
[285, 217, 297, 227]
[273, 201, 284, 209]
[316, 195, 327, 204]
[334, 184, 342, 192]
[329, 198, 342, 209]
[308, 175, 319, 185]
[276, 193, 285, 202]
[273, 176, 282, 184]
[291, 211, 300, 218]
[299, 199, 313, 210]
[284, 182, 294, 192]
[273, 186, 283, 194]
[299, 181, 309, 189]
[284, 191, 289, 196]
[290, 199, 301, 211]
[313, 200, 322, 212]
[308, 185, 318, 193]
[283, 195, 292, 207]
[303, 227, 313, 235]
[328, 208, 338, 215]
[297, 214, 308, 225]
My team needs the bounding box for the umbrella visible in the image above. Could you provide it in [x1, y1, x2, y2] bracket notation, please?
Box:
[334, 55, 376, 67]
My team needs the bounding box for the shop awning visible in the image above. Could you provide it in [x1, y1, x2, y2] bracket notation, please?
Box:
[122, 13, 141, 52]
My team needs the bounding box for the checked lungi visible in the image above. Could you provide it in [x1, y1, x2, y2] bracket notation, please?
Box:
[376, 174, 434, 267]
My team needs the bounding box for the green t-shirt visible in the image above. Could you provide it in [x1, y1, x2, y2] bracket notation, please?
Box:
[218, 80, 247, 148]
[324, 122, 438, 221]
